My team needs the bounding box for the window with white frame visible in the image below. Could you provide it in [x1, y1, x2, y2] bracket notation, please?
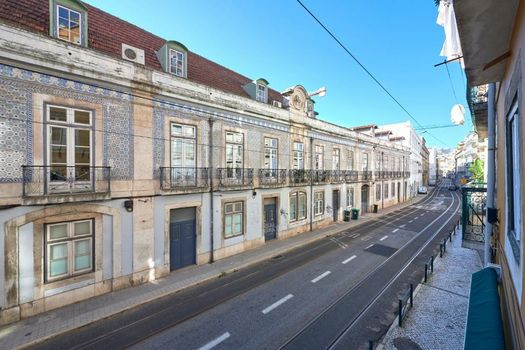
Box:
[362, 152, 369, 171]
[376, 184, 381, 201]
[505, 98, 522, 262]
[348, 150, 354, 170]
[264, 137, 278, 170]
[225, 131, 244, 177]
[169, 49, 185, 77]
[375, 154, 381, 172]
[315, 145, 324, 170]
[293, 142, 304, 169]
[290, 191, 307, 222]
[314, 191, 324, 215]
[170, 123, 196, 184]
[47, 105, 92, 192]
[45, 219, 93, 282]
[384, 183, 389, 198]
[347, 187, 354, 207]
[224, 202, 244, 238]
[332, 148, 340, 170]
[256, 84, 267, 103]
[56, 5, 83, 45]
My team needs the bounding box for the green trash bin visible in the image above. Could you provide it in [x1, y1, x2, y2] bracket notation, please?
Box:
[351, 208, 359, 220]
[344, 210, 351, 222]
[373, 204, 378, 213]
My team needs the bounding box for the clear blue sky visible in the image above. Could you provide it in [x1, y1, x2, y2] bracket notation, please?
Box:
[85, 0, 471, 148]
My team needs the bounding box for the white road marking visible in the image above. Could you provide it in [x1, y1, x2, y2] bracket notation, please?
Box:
[414, 217, 418, 220]
[380, 235, 388, 241]
[198, 332, 231, 350]
[361, 236, 372, 241]
[420, 214, 424, 217]
[262, 294, 294, 314]
[330, 237, 347, 249]
[311, 271, 331, 283]
[342, 255, 357, 264]
[400, 224, 406, 228]
[351, 233, 360, 238]
[392, 228, 399, 233]
[408, 220, 413, 223]
[365, 244, 374, 249]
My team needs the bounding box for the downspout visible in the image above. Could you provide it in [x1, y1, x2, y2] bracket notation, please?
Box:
[309, 137, 314, 232]
[484, 83, 496, 267]
[208, 118, 215, 263]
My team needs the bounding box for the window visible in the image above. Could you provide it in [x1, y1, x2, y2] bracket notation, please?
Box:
[314, 191, 324, 215]
[392, 182, 396, 197]
[170, 123, 196, 183]
[332, 148, 340, 170]
[47, 105, 92, 192]
[293, 142, 304, 169]
[375, 154, 381, 172]
[224, 202, 244, 238]
[56, 5, 82, 45]
[505, 99, 522, 262]
[169, 49, 185, 77]
[315, 145, 324, 170]
[384, 156, 389, 172]
[45, 219, 94, 282]
[384, 183, 389, 198]
[225, 131, 244, 176]
[348, 150, 354, 170]
[376, 184, 381, 201]
[362, 152, 369, 171]
[347, 187, 354, 208]
[264, 138, 278, 170]
[256, 84, 267, 103]
[290, 191, 307, 222]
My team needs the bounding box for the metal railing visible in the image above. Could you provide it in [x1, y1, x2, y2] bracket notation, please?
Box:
[160, 167, 210, 190]
[360, 170, 373, 181]
[258, 169, 287, 186]
[22, 165, 110, 197]
[216, 167, 253, 187]
[328, 170, 345, 183]
[461, 184, 486, 244]
[288, 169, 310, 185]
[344, 170, 358, 183]
[403, 171, 410, 178]
[311, 170, 329, 184]
[398, 284, 414, 327]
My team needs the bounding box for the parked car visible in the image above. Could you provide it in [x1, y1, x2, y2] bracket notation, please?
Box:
[418, 186, 428, 194]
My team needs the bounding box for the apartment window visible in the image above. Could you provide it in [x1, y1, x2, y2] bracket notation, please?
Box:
[315, 145, 324, 170]
[256, 84, 267, 103]
[505, 99, 522, 262]
[376, 184, 381, 201]
[171, 124, 196, 168]
[375, 155, 381, 172]
[290, 191, 307, 222]
[314, 191, 324, 216]
[224, 202, 244, 238]
[348, 150, 354, 170]
[226, 131, 244, 176]
[47, 105, 92, 192]
[293, 142, 304, 169]
[56, 5, 83, 45]
[384, 156, 389, 172]
[169, 49, 185, 77]
[362, 152, 369, 171]
[332, 148, 340, 171]
[347, 187, 354, 207]
[392, 183, 396, 197]
[45, 219, 94, 282]
[384, 183, 389, 198]
[264, 138, 278, 170]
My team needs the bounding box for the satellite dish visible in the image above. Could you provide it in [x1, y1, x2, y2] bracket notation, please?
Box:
[450, 104, 465, 125]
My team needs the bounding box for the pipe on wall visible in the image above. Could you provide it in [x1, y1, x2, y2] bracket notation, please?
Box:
[484, 83, 496, 267]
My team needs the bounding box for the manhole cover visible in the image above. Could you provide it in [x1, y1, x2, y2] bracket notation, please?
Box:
[365, 244, 398, 257]
[393, 337, 423, 350]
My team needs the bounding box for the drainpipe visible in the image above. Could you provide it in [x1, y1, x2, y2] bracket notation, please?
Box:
[309, 137, 314, 232]
[484, 83, 496, 267]
[208, 118, 215, 263]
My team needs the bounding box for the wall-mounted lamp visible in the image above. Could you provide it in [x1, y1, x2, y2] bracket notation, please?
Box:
[280, 208, 288, 217]
[124, 199, 133, 212]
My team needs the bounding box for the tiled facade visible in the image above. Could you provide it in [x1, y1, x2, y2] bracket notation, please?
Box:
[0, 1, 411, 324]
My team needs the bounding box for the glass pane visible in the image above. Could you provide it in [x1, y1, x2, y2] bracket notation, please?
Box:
[51, 127, 67, 145]
[75, 147, 90, 164]
[51, 146, 67, 163]
[58, 6, 69, 19]
[225, 215, 232, 236]
[70, 10, 80, 23]
[74, 110, 90, 124]
[233, 213, 242, 233]
[50, 107, 67, 122]
[50, 166, 67, 181]
[58, 19, 70, 40]
[75, 166, 90, 181]
[74, 221, 91, 236]
[50, 259, 68, 277]
[49, 224, 67, 240]
[75, 255, 90, 271]
[75, 129, 90, 146]
[183, 126, 195, 138]
[74, 240, 91, 271]
[75, 239, 90, 254]
[171, 124, 182, 136]
[50, 243, 67, 259]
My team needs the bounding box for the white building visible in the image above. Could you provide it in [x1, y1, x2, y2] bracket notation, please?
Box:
[428, 148, 438, 186]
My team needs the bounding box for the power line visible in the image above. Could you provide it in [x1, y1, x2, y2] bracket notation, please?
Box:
[295, 0, 449, 148]
[445, 62, 459, 103]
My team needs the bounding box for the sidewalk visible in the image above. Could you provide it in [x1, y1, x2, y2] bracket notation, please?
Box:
[0, 196, 426, 349]
[378, 227, 482, 350]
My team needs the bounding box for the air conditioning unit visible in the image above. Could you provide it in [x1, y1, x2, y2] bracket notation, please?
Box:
[272, 100, 282, 108]
[121, 44, 145, 65]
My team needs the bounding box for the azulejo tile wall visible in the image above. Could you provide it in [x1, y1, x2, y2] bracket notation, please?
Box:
[0, 64, 134, 182]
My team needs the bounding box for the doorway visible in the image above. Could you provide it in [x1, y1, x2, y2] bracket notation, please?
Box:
[361, 185, 369, 213]
[332, 190, 340, 222]
[169, 207, 196, 271]
[397, 182, 401, 202]
[264, 198, 277, 241]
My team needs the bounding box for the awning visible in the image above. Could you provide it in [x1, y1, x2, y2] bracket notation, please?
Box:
[464, 267, 505, 350]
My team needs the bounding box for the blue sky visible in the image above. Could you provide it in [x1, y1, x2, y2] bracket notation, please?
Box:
[85, 0, 471, 148]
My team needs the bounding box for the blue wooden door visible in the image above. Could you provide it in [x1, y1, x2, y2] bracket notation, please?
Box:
[264, 203, 277, 241]
[170, 210, 196, 271]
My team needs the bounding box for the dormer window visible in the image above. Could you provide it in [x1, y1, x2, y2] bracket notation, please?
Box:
[51, 1, 88, 46]
[256, 84, 267, 103]
[169, 49, 185, 77]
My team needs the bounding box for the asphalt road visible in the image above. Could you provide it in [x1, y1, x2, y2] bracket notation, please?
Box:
[32, 181, 460, 350]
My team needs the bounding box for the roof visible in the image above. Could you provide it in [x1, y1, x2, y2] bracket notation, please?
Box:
[374, 130, 393, 137]
[351, 124, 378, 132]
[0, 0, 283, 104]
[389, 136, 405, 142]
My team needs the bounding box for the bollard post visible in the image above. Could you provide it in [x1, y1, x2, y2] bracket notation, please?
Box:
[410, 284, 414, 306]
[398, 299, 403, 327]
[431, 255, 434, 272]
[443, 238, 447, 251]
[369, 340, 374, 350]
[424, 263, 428, 283]
[440, 243, 443, 258]
[449, 232, 452, 242]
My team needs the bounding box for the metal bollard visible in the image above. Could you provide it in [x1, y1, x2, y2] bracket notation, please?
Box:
[430, 255, 434, 272]
[369, 340, 374, 350]
[398, 299, 403, 327]
[424, 263, 428, 283]
[410, 284, 414, 306]
[443, 238, 447, 251]
[440, 243, 443, 258]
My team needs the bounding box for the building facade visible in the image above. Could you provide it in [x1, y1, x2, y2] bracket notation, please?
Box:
[0, 1, 410, 323]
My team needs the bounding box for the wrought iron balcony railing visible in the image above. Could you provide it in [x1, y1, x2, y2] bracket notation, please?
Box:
[289, 169, 310, 185]
[328, 170, 345, 183]
[160, 167, 210, 190]
[216, 167, 253, 187]
[360, 170, 373, 181]
[312, 170, 329, 184]
[22, 165, 110, 197]
[344, 170, 358, 183]
[258, 169, 287, 187]
[404, 171, 410, 178]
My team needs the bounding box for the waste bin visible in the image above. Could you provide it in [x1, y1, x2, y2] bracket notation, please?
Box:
[373, 204, 378, 213]
[351, 208, 359, 220]
[344, 210, 351, 222]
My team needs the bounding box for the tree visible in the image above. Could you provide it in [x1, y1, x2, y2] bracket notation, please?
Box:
[468, 158, 485, 183]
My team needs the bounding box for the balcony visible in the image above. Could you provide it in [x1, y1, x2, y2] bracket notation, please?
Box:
[360, 171, 373, 181]
[311, 170, 330, 184]
[344, 170, 358, 183]
[160, 167, 210, 191]
[22, 165, 110, 203]
[467, 84, 489, 138]
[258, 169, 287, 187]
[404, 171, 411, 178]
[216, 168, 253, 188]
[289, 169, 310, 186]
[328, 170, 345, 184]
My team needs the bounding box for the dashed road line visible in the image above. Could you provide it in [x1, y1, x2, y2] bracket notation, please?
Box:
[392, 228, 399, 233]
[198, 332, 231, 350]
[365, 244, 374, 249]
[342, 255, 357, 264]
[311, 271, 331, 283]
[361, 236, 372, 241]
[379, 235, 388, 241]
[262, 294, 294, 314]
[408, 220, 413, 223]
[351, 233, 360, 238]
[400, 224, 406, 228]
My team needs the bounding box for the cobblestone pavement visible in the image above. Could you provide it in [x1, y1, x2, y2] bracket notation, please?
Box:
[379, 228, 482, 350]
